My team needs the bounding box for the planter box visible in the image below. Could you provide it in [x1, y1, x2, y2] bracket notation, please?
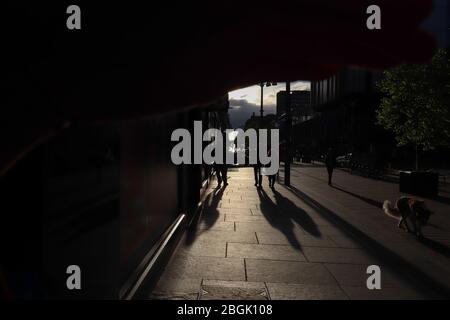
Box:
[399, 171, 438, 197]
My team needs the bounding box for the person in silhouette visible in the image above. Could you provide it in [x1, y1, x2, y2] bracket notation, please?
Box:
[266, 148, 277, 189]
[214, 162, 227, 188]
[253, 144, 262, 188]
[215, 131, 228, 188]
[253, 164, 262, 188]
[325, 147, 336, 186]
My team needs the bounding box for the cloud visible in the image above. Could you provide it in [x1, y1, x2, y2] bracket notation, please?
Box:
[230, 98, 260, 109]
[292, 81, 310, 91]
[229, 98, 276, 128]
[227, 81, 310, 128]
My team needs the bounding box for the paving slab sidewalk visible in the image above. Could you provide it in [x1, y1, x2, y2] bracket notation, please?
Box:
[286, 163, 450, 298]
[149, 167, 427, 300]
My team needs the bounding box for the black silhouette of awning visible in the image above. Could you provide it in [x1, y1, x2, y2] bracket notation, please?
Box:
[2, 1, 437, 176]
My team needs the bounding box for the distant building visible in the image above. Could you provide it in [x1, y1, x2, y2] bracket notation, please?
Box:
[302, 2, 450, 160]
[244, 112, 277, 130]
[311, 69, 381, 107]
[294, 67, 388, 162]
[276, 90, 312, 124]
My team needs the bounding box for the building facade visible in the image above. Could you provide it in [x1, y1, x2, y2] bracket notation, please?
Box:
[298, 5, 450, 165]
[295, 67, 393, 166]
[0, 96, 230, 299]
[277, 90, 312, 124]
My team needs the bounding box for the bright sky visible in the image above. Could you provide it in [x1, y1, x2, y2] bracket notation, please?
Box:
[228, 81, 310, 106]
[227, 81, 310, 128]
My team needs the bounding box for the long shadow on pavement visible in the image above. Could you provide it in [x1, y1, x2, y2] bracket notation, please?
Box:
[257, 188, 302, 250]
[286, 184, 450, 299]
[331, 185, 384, 209]
[331, 186, 450, 257]
[420, 238, 450, 260]
[184, 186, 225, 246]
[333, 184, 450, 209]
[271, 189, 321, 238]
[324, 186, 450, 274]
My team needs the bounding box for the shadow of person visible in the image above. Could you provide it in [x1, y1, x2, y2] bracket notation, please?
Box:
[257, 188, 302, 250]
[185, 186, 225, 246]
[331, 185, 383, 209]
[419, 237, 450, 260]
[271, 189, 322, 238]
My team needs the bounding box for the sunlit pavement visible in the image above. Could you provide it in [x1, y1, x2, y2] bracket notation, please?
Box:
[288, 163, 450, 298]
[149, 166, 450, 300]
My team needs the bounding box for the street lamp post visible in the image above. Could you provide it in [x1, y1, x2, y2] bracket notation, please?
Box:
[259, 82, 277, 119]
[259, 82, 265, 119]
[285, 81, 292, 186]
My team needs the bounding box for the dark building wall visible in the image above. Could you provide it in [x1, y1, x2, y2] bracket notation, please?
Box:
[277, 90, 312, 125]
[0, 148, 45, 299]
[0, 123, 121, 299]
[119, 114, 180, 291]
[302, 68, 386, 159]
[277, 91, 311, 113]
[0, 99, 230, 299]
[0, 118, 174, 299]
[311, 68, 381, 108]
[305, 60, 449, 169]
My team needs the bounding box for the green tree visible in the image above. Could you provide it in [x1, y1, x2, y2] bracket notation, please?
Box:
[376, 49, 450, 170]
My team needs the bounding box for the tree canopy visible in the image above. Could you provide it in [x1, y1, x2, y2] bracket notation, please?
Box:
[376, 49, 450, 151]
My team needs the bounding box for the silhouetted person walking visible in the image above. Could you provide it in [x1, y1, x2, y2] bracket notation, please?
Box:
[252, 145, 262, 188]
[267, 172, 276, 188]
[325, 147, 336, 186]
[214, 162, 228, 187]
[266, 148, 277, 188]
[214, 131, 229, 188]
[254, 163, 262, 188]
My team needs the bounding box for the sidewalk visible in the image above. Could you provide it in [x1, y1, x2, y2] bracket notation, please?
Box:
[149, 167, 431, 300]
[287, 164, 450, 298]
